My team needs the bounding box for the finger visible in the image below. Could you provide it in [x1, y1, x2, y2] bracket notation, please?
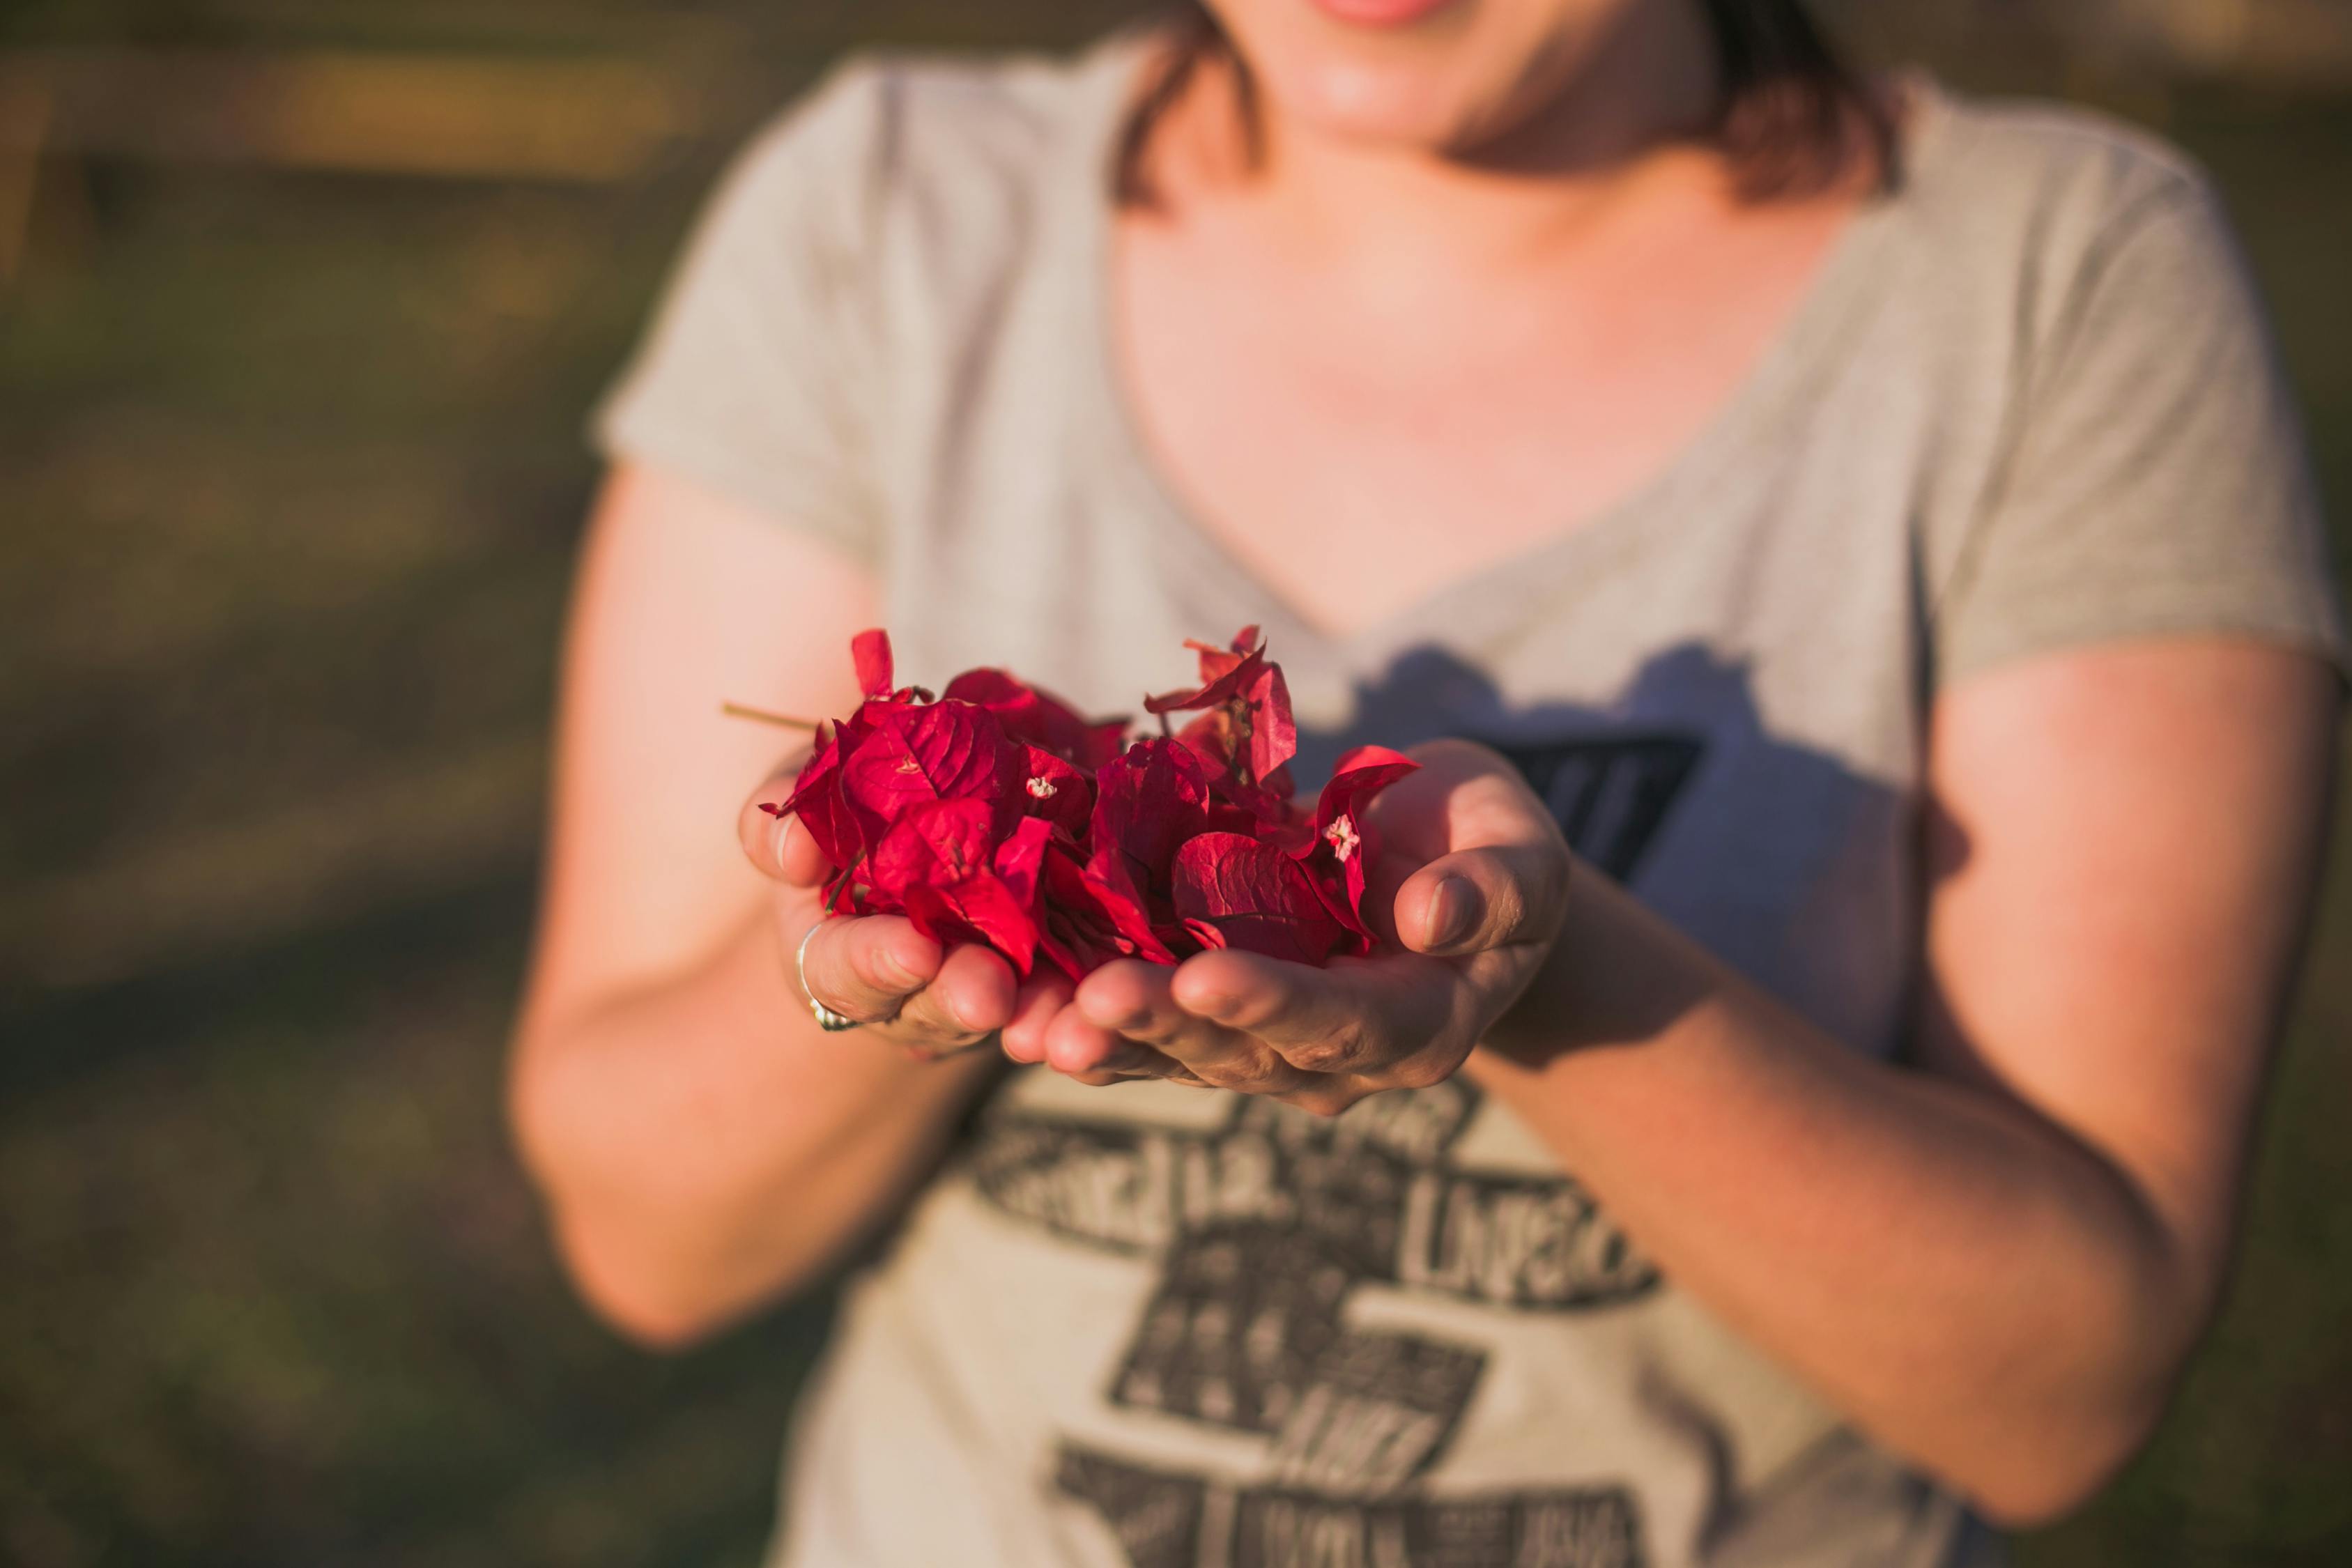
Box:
[800, 915, 942, 1025]
[1040, 1004, 1147, 1082]
[1075, 962, 1254, 1062]
[1036, 1001, 1195, 1084]
[1171, 948, 1455, 1079]
[739, 755, 832, 888]
[886, 942, 1020, 1047]
[1394, 844, 1571, 958]
[1001, 974, 1076, 1065]
[1077, 961, 1308, 1096]
[1060, 1052, 1191, 1088]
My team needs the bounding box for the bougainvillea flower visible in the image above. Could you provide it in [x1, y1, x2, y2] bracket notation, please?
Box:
[840, 702, 1024, 840]
[905, 875, 1040, 976]
[870, 800, 1046, 974]
[1170, 833, 1346, 965]
[1087, 841, 1183, 961]
[1017, 744, 1095, 843]
[769, 730, 859, 868]
[1298, 744, 1422, 949]
[944, 668, 1129, 771]
[1172, 709, 1296, 822]
[1033, 842, 1176, 981]
[867, 797, 995, 899]
[993, 815, 1054, 908]
[1144, 625, 1264, 714]
[1090, 739, 1213, 889]
[852, 629, 896, 699]
[759, 628, 1421, 983]
[1145, 626, 1298, 807]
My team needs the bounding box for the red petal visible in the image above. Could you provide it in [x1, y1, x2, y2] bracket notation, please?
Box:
[1247, 662, 1298, 786]
[1037, 844, 1178, 975]
[902, 882, 1026, 974]
[1144, 630, 1298, 792]
[1143, 642, 1268, 717]
[840, 702, 1023, 838]
[1177, 625, 1261, 687]
[943, 668, 1130, 770]
[852, 629, 894, 699]
[1017, 745, 1095, 841]
[1084, 845, 1182, 964]
[875, 806, 1044, 975]
[1037, 853, 1115, 981]
[1169, 833, 1345, 966]
[868, 797, 995, 897]
[1090, 739, 1212, 886]
[1293, 746, 1421, 946]
[1312, 746, 1421, 843]
[994, 815, 1054, 907]
[1175, 710, 1297, 822]
[1251, 811, 1316, 856]
[778, 738, 865, 868]
[929, 873, 1041, 976]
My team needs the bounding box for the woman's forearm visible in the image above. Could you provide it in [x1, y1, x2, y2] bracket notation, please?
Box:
[510, 910, 1001, 1346]
[1470, 868, 2195, 1525]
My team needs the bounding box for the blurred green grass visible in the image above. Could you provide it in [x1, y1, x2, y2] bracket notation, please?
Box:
[1, 7, 2346, 1567]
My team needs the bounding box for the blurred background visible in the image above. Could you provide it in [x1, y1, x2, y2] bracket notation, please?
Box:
[1, 1, 2346, 1564]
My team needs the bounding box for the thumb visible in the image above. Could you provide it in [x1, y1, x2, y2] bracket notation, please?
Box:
[769, 812, 837, 889]
[1394, 843, 1570, 958]
[738, 753, 836, 889]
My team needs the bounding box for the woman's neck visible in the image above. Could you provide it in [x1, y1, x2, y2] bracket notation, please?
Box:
[1154, 1, 1730, 285]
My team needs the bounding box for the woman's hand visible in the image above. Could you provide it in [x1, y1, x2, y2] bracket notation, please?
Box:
[1009, 739, 1571, 1114]
[739, 758, 1075, 1063]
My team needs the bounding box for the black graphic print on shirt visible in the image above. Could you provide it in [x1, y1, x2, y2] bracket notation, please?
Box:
[1481, 734, 1701, 882]
[975, 1084, 1659, 1568]
[972, 735, 1700, 1568]
[1056, 1445, 1647, 1568]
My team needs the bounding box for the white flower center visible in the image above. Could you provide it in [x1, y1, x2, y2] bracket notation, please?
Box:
[1324, 813, 1360, 863]
[1027, 775, 1057, 799]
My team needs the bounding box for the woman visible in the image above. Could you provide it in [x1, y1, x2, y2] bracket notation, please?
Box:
[509, 1, 2343, 1563]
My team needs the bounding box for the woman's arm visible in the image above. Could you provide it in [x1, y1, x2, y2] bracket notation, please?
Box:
[1469, 638, 2337, 1524]
[1050, 636, 2335, 1523]
[508, 463, 1006, 1347]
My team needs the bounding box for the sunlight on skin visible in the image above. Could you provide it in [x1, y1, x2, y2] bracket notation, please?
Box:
[757, 792, 1027, 1050]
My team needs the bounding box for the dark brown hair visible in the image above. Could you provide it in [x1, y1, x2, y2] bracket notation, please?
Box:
[1114, 0, 1893, 206]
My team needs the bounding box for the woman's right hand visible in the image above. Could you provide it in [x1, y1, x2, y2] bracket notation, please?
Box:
[737, 759, 1075, 1062]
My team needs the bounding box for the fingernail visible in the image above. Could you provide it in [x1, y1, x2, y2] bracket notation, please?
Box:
[1427, 877, 1478, 950]
[771, 814, 796, 866]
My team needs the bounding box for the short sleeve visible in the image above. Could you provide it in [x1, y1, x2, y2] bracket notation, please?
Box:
[593, 61, 891, 561]
[1933, 173, 2346, 684]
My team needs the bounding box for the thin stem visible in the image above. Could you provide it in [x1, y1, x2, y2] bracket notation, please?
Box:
[722, 701, 821, 730]
[824, 848, 870, 916]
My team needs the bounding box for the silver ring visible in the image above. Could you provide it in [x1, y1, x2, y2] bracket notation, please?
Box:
[796, 921, 861, 1033]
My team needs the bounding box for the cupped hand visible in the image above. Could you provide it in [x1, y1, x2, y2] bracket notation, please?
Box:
[1004, 739, 1571, 1114]
[739, 758, 1073, 1062]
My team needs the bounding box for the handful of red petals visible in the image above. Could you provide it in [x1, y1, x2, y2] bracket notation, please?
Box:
[759, 627, 1419, 983]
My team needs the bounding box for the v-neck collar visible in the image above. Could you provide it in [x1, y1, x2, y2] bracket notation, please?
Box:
[1065, 41, 1946, 682]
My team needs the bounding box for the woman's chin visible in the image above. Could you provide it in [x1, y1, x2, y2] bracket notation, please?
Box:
[1266, 59, 1483, 151]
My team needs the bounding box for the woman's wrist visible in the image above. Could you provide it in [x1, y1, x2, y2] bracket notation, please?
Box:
[1470, 856, 1719, 1069]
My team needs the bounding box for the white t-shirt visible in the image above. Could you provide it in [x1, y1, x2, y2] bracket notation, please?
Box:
[597, 33, 2343, 1568]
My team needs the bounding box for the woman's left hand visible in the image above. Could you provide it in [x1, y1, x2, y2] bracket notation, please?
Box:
[1005, 739, 1572, 1114]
